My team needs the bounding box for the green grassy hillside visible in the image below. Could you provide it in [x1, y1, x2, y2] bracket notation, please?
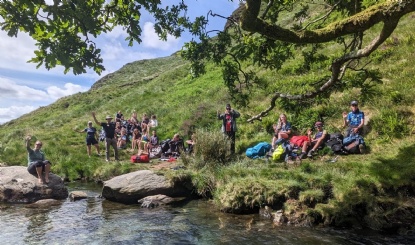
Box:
[1, 10, 415, 232]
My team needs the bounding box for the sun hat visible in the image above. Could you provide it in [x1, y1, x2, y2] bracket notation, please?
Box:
[105, 115, 113, 119]
[350, 100, 358, 106]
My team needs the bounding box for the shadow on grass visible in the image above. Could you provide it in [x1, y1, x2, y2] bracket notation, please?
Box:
[368, 143, 415, 192]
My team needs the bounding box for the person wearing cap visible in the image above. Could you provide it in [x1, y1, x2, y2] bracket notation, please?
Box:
[217, 103, 241, 154]
[92, 112, 119, 161]
[306, 121, 328, 157]
[342, 100, 365, 137]
[74, 121, 101, 157]
[25, 135, 51, 184]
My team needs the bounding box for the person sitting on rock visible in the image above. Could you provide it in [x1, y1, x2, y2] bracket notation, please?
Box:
[25, 135, 51, 184]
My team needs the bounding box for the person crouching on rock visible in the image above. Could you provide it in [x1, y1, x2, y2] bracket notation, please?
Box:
[25, 135, 51, 184]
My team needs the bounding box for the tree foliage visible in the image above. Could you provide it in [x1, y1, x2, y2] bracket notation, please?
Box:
[1, 0, 415, 120]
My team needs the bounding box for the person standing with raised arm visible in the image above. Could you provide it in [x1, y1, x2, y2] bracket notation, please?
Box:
[25, 136, 51, 184]
[74, 121, 101, 157]
[217, 103, 240, 154]
[92, 112, 119, 162]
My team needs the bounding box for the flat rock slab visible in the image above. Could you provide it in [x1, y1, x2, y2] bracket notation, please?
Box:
[0, 166, 68, 203]
[102, 170, 191, 204]
[69, 191, 88, 201]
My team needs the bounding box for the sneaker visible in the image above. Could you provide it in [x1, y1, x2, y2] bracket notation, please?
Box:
[359, 144, 366, 154]
[299, 152, 306, 159]
[307, 150, 314, 158]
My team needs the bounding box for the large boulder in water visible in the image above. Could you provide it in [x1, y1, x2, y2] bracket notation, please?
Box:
[102, 170, 192, 204]
[0, 166, 68, 203]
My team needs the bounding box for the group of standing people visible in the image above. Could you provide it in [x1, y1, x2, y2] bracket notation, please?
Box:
[90, 111, 159, 162]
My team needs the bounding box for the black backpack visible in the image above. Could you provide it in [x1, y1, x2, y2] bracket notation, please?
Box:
[326, 133, 347, 154]
[160, 139, 171, 153]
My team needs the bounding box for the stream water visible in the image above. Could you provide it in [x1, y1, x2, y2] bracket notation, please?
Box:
[0, 182, 414, 244]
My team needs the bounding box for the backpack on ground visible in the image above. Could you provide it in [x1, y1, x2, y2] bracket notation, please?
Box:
[246, 142, 272, 159]
[130, 154, 150, 163]
[272, 141, 291, 162]
[343, 135, 365, 154]
[325, 133, 347, 154]
[160, 139, 171, 154]
[272, 144, 285, 161]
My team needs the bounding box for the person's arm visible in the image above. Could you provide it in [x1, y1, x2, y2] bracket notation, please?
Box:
[91, 112, 100, 125]
[354, 113, 365, 133]
[284, 122, 292, 135]
[232, 110, 240, 118]
[25, 136, 32, 152]
[342, 112, 348, 127]
[217, 110, 224, 119]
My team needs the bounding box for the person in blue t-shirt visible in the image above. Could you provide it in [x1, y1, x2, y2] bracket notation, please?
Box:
[342, 100, 365, 137]
[75, 121, 101, 157]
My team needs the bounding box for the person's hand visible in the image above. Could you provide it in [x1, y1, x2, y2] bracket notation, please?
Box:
[342, 111, 347, 119]
[25, 135, 31, 141]
[307, 129, 312, 135]
[92, 111, 96, 116]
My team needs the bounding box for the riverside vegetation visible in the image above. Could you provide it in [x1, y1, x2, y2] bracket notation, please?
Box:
[1, 14, 415, 234]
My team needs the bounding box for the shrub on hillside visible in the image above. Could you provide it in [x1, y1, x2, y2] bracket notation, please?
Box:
[181, 129, 233, 170]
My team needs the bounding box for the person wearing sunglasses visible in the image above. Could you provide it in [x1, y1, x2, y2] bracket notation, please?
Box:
[342, 100, 365, 137]
[306, 121, 328, 157]
[26, 136, 51, 184]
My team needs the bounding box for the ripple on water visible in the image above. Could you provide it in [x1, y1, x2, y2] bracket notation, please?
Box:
[1, 183, 415, 244]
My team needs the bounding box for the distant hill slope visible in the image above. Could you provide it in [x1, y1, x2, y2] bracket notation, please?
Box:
[1, 12, 415, 169]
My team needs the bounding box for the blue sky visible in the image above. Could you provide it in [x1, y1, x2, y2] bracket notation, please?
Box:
[0, 0, 240, 124]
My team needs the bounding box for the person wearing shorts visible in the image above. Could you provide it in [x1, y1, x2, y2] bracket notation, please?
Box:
[75, 121, 100, 157]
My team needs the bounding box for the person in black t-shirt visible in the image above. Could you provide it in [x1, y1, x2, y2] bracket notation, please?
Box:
[217, 103, 240, 154]
[74, 121, 101, 157]
[92, 112, 119, 161]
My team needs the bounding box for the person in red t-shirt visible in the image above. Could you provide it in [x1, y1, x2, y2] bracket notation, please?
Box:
[217, 104, 240, 154]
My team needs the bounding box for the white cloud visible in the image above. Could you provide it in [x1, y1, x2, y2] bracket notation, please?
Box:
[46, 83, 88, 100]
[0, 105, 37, 124]
[0, 78, 48, 101]
[142, 22, 181, 50]
[0, 78, 88, 124]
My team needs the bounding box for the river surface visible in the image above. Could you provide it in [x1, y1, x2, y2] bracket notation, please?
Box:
[0, 182, 414, 245]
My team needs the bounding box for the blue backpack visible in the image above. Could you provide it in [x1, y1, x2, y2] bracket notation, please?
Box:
[246, 142, 272, 159]
[343, 135, 365, 154]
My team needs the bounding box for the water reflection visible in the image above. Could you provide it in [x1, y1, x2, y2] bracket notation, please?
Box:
[0, 182, 415, 244]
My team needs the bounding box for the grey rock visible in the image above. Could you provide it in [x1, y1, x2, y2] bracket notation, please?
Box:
[0, 166, 68, 203]
[27, 198, 62, 208]
[69, 191, 88, 201]
[138, 194, 185, 208]
[102, 170, 191, 204]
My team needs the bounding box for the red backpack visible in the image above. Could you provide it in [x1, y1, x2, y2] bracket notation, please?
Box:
[130, 154, 150, 163]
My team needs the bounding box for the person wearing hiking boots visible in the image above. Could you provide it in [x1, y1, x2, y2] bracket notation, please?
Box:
[342, 100, 366, 153]
[218, 103, 240, 154]
[307, 121, 328, 158]
[92, 112, 119, 161]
